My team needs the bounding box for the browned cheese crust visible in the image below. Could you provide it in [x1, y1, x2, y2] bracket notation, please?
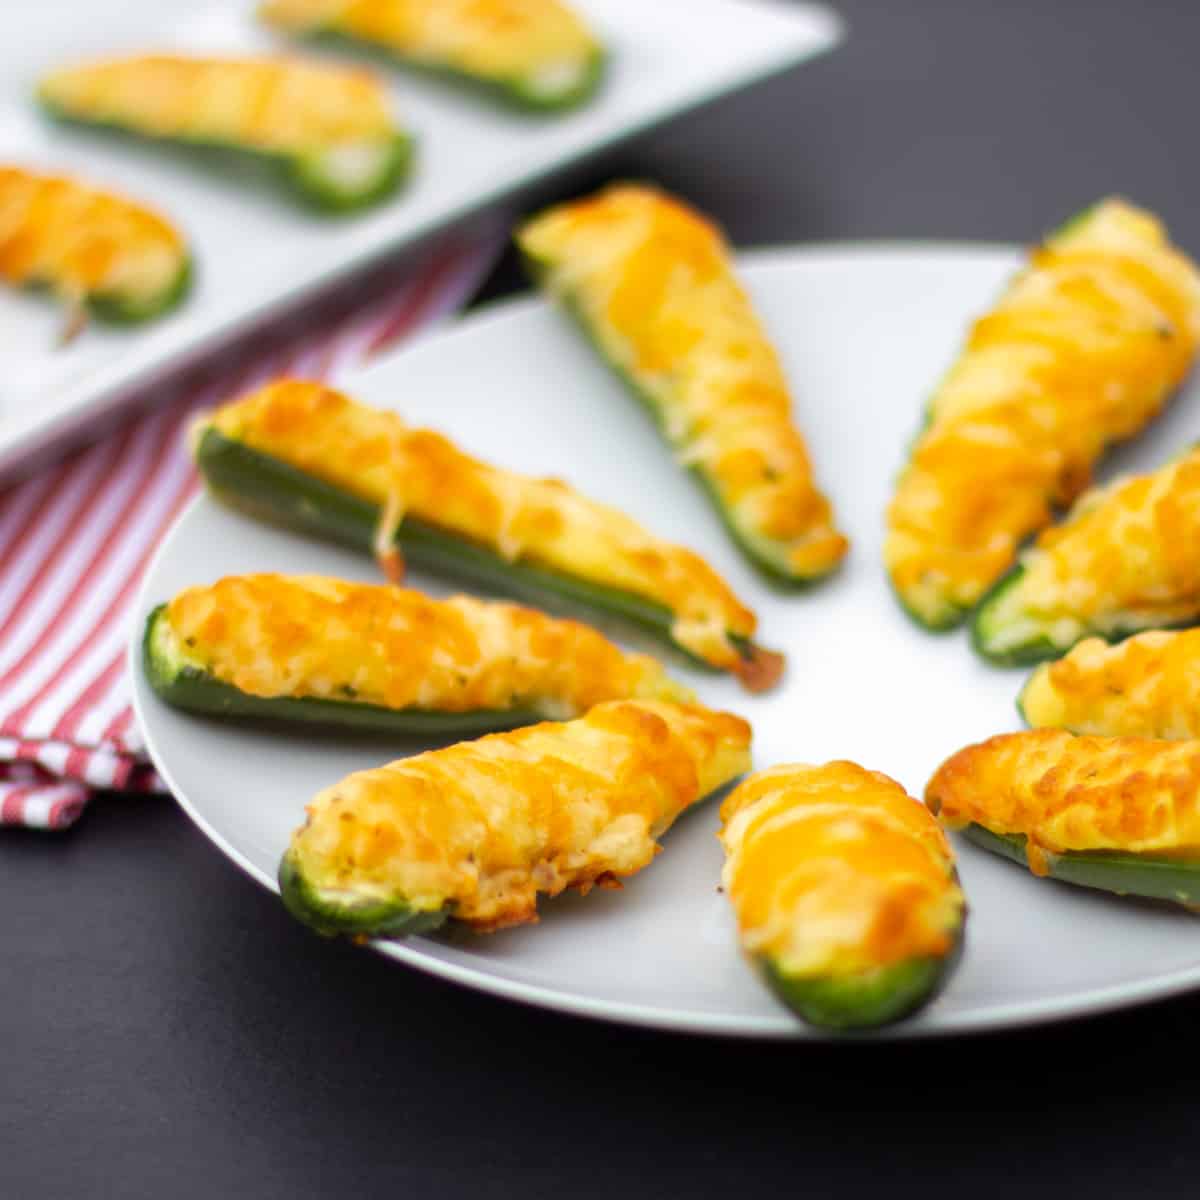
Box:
[926, 728, 1200, 873]
[289, 700, 753, 930]
[163, 572, 691, 716]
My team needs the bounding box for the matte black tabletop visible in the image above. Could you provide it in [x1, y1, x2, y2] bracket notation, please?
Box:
[5, 3, 1199, 1196]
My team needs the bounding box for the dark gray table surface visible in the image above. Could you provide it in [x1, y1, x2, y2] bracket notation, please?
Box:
[5, 2, 1199, 1196]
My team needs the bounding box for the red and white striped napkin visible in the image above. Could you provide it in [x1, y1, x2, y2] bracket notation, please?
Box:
[0, 220, 507, 830]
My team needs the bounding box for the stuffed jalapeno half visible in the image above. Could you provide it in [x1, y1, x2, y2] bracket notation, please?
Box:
[258, 0, 604, 112]
[144, 572, 693, 733]
[886, 198, 1200, 630]
[926, 729, 1200, 907]
[719, 763, 966, 1030]
[0, 165, 190, 337]
[38, 54, 412, 212]
[1020, 630, 1200, 739]
[973, 446, 1200, 664]
[192, 379, 783, 691]
[280, 699, 752, 936]
[518, 185, 848, 584]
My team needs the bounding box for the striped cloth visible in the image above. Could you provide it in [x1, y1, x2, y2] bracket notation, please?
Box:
[0, 220, 507, 830]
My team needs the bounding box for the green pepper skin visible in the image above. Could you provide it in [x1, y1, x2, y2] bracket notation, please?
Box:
[757, 897, 966, 1031]
[87, 255, 193, 325]
[295, 30, 606, 112]
[142, 604, 542, 736]
[522, 248, 829, 589]
[38, 96, 413, 213]
[286, 133, 414, 214]
[969, 567, 1063, 666]
[962, 824, 1200, 907]
[278, 850, 450, 938]
[762, 950, 959, 1032]
[194, 426, 764, 672]
[888, 575, 966, 635]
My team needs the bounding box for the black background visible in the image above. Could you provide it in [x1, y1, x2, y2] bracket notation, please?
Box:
[5, 3, 1199, 1196]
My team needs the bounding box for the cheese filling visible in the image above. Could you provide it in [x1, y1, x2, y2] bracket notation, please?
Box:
[40, 54, 401, 158]
[720, 763, 963, 978]
[517, 184, 847, 580]
[258, 0, 600, 87]
[989, 448, 1200, 649]
[927, 729, 1200, 864]
[290, 700, 752, 930]
[0, 166, 184, 305]
[160, 573, 693, 717]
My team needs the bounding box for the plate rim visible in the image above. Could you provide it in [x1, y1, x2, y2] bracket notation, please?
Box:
[131, 239, 1200, 1039]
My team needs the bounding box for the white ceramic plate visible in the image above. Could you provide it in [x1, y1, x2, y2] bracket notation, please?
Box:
[132, 244, 1200, 1037]
[0, 0, 839, 478]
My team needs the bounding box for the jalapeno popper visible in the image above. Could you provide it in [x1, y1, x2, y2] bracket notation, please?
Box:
[518, 185, 848, 584]
[719, 763, 966, 1030]
[193, 380, 783, 691]
[926, 729, 1200, 907]
[258, 0, 604, 111]
[38, 54, 412, 212]
[0, 165, 189, 338]
[144, 573, 692, 733]
[1020, 630, 1200, 740]
[280, 699, 752, 936]
[886, 199, 1200, 630]
[974, 446, 1200, 664]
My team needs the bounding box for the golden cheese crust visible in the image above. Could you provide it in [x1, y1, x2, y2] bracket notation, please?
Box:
[886, 199, 1200, 627]
[204, 379, 762, 673]
[163, 573, 691, 716]
[259, 0, 598, 84]
[517, 185, 848, 580]
[926, 729, 1200, 869]
[39, 54, 397, 155]
[0, 166, 183, 304]
[989, 447, 1200, 651]
[290, 699, 752, 930]
[1022, 630, 1200, 740]
[719, 763, 962, 976]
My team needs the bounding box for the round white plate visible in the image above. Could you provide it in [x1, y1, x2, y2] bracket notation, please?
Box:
[132, 244, 1200, 1037]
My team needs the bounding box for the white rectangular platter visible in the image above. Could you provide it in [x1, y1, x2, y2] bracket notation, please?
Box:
[0, 0, 840, 479]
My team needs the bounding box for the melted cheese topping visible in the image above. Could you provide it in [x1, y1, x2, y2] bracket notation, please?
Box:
[885, 199, 1200, 626]
[719, 763, 962, 977]
[987, 447, 1200, 654]
[0, 166, 183, 304]
[1022, 630, 1200, 740]
[290, 699, 752, 930]
[926, 729, 1200, 865]
[40, 54, 398, 155]
[260, 0, 598, 84]
[517, 185, 847, 580]
[164, 573, 692, 717]
[205, 379, 760, 671]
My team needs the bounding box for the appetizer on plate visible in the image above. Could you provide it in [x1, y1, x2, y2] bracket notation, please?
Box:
[0, 165, 189, 339]
[1020, 630, 1200, 739]
[192, 379, 784, 691]
[144, 572, 692, 733]
[258, 0, 604, 112]
[518, 184, 848, 584]
[926, 729, 1200, 907]
[974, 446, 1200, 664]
[886, 198, 1200, 630]
[38, 54, 413, 212]
[280, 699, 752, 936]
[719, 763, 965, 1030]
